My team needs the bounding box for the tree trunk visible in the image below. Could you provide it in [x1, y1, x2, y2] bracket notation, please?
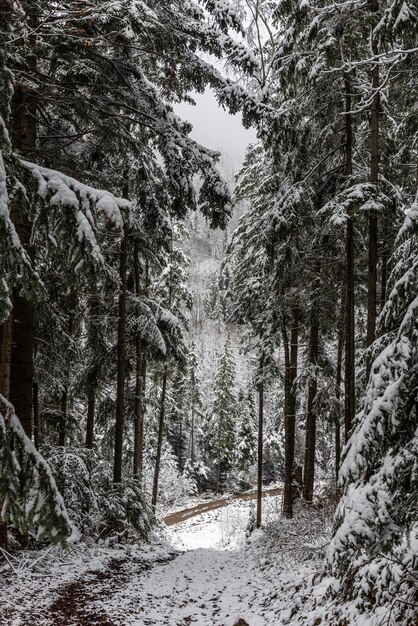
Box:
[282, 307, 299, 518]
[0, 315, 12, 399]
[113, 234, 128, 484]
[303, 298, 319, 502]
[33, 380, 40, 449]
[58, 388, 67, 447]
[85, 386, 95, 449]
[366, 0, 380, 377]
[256, 371, 264, 529]
[133, 245, 144, 478]
[58, 289, 76, 448]
[10, 293, 34, 437]
[0, 515, 7, 551]
[8, 47, 37, 437]
[335, 310, 343, 485]
[152, 366, 168, 510]
[0, 317, 12, 550]
[189, 365, 196, 464]
[133, 337, 144, 477]
[1, 15, 37, 547]
[190, 406, 195, 464]
[85, 287, 101, 449]
[344, 73, 356, 442]
[380, 219, 388, 311]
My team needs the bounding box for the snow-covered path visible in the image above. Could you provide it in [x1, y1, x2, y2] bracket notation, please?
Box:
[2, 495, 325, 626]
[94, 497, 293, 626]
[97, 545, 280, 626]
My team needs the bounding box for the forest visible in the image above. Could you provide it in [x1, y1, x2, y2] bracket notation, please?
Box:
[0, 1, 417, 625]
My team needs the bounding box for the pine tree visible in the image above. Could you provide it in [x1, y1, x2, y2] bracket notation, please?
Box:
[0, 395, 74, 547]
[208, 336, 237, 491]
[327, 193, 418, 619]
[236, 388, 257, 473]
[167, 368, 189, 471]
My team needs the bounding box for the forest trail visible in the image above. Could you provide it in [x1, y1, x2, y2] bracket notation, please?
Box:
[164, 487, 282, 526]
[91, 546, 282, 626]
[3, 494, 293, 626]
[22, 545, 283, 626]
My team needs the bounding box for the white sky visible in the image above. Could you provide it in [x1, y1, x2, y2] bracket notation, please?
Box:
[175, 88, 257, 174]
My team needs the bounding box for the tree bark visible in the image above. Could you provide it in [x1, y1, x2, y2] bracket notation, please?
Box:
[344, 73, 356, 442]
[8, 43, 37, 437]
[152, 366, 168, 510]
[366, 0, 380, 378]
[10, 292, 34, 437]
[282, 307, 299, 518]
[133, 245, 144, 478]
[335, 310, 343, 485]
[256, 370, 264, 529]
[189, 361, 196, 464]
[0, 515, 7, 551]
[85, 386, 95, 449]
[0, 315, 12, 399]
[58, 387, 67, 447]
[303, 298, 319, 502]
[58, 288, 76, 447]
[33, 380, 39, 449]
[380, 219, 388, 311]
[85, 287, 101, 449]
[113, 234, 128, 484]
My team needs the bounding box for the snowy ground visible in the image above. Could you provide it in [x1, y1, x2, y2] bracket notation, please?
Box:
[1, 494, 333, 626]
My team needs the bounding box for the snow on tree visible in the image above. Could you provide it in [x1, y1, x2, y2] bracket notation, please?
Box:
[0, 395, 75, 545]
[236, 388, 257, 473]
[327, 198, 418, 619]
[208, 336, 237, 489]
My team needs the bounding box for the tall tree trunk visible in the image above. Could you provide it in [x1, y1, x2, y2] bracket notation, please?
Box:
[0, 312, 12, 551]
[0, 316, 12, 399]
[85, 386, 95, 449]
[189, 361, 196, 464]
[133, 245, 144, 478]
[152, 366, 168, 510]
[59, 288, 76, 447]
[0, 515, 7, 551]
[113, 234, 128, 484]
[335, 308, 344, 485]
[366, 0, 380, 378]
[303, 296, 319, 502]
[344, 73, 356, 442]
[282, 307, 299, 518]
[380, 218, 388, 311]
[256, 367, 264, 529]
[1, 15, 37, 548]
[133, 335, 144, 477]
[85, 287, 101, 449]
[9, 294, 34, 437]
[58, 388, 67, 446]
[33, 380, 39, 449]
[8, 42, 37, 437]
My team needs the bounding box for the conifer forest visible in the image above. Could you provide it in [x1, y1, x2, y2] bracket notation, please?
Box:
[1, 1, 418, 625]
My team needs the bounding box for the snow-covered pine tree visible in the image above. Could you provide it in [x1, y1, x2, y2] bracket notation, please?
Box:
[0, 395, 74, 547]
[167, 367, 189, 472]
[208, 336, 237, 491]
[327, 194, 418, 620]
[236, 388, 257, 473]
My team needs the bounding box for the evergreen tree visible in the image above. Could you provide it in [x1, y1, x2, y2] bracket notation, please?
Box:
[236, 388, 257, 473]
[208, 336, 237, 491]
[327, 196, 418, 619]
[0, 395, 74, 547]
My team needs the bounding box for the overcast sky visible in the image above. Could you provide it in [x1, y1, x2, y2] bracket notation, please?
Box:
[175, 88, 257, 176]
